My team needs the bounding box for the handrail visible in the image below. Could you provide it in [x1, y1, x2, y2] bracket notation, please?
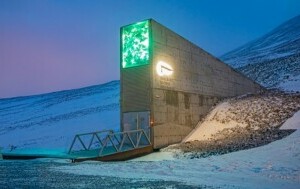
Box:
[68, 128, 151, 157]
[68, 130, 114, 154]
[74, 129, 114, 136]
[98, 128, 151, 156]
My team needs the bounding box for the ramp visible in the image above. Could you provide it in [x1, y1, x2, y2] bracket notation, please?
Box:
[1, 129, 152, 162]
[68, 129, 152, 162]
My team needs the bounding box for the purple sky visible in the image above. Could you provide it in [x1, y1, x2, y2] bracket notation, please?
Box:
[0, 0, 299, 98]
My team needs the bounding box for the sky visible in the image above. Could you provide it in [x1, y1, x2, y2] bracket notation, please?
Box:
[0, 0, 299, 98]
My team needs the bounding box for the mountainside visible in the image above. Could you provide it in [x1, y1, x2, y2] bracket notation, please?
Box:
[0, 81, 120, 150]
[221, 15, 300, 91]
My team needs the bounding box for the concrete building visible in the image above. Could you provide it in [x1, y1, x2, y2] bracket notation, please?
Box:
[120, 19, 262, 149]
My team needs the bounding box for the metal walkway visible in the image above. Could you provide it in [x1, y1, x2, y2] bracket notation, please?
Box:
[68, 129, 152, 162]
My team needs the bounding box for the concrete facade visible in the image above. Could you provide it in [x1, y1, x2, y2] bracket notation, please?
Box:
[121, 19, 263, 149]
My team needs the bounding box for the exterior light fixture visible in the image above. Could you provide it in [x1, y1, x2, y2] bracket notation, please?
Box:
[156, 61, 173, 76]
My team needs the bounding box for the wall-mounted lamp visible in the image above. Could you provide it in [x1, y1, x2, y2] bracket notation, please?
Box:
[156, 61, 173, 76]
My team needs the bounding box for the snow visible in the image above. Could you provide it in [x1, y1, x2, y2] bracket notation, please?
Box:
[48, 91, 300, 188]
[184, 102, 247, 142]
[184, 92, 300, 142]
[221, 15, 300, 90]
[0, 81, 120, 151]
[53, 129, 300, 188]
[221, 15, 300, 68]
[279, 75, 300, 92]
[280, 110, 300, 130]
[266, 51, 294, 60]
[131, 151, 176, 161]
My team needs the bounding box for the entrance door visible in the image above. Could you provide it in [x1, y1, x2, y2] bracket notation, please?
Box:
[122, 111, 150, 144]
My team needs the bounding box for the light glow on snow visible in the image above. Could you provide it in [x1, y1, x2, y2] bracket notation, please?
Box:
[184, 102, 247, 142]
[280, 110, 300, 130]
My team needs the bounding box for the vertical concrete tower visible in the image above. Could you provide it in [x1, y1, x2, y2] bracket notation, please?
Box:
[120, 19, 262, 149]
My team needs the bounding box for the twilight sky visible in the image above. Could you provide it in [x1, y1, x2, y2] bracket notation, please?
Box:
[0, 0, 299, 98]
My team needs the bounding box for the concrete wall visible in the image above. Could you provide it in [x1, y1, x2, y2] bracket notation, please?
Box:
[121, 65, 151, 113]
[150, 20, 262, 149]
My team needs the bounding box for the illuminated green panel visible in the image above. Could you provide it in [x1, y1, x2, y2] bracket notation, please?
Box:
[122, 20, 150, 68]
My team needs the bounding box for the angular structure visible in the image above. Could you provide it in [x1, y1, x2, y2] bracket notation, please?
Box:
[120, 19, 262, 149]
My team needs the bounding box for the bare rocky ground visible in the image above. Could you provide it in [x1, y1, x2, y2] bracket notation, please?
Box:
[163, 90, 300, 159]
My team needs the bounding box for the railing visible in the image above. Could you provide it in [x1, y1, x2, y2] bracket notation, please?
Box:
[68, 130, 114, 154]
[68, 128, 151, 157]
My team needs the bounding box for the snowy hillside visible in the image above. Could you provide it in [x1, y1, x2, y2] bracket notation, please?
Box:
[164, 91, 300, 158]
[0, 81, 120, 151]
[221, 15, 300, 91]
[185, 92, 300, 141]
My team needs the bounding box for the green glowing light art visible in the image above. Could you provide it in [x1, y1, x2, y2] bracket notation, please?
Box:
[122, 20, 150, 68]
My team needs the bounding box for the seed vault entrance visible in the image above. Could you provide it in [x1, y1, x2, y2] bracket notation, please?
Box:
[120, 19, 262, 150]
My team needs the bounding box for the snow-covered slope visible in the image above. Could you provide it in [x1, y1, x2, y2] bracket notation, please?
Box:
[54, 129, 300, 189]
[0, 81, 120, 151]
[184, 92, 300, 142]
[221, 15, 300, 91]
[163, 92, 300, 159]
